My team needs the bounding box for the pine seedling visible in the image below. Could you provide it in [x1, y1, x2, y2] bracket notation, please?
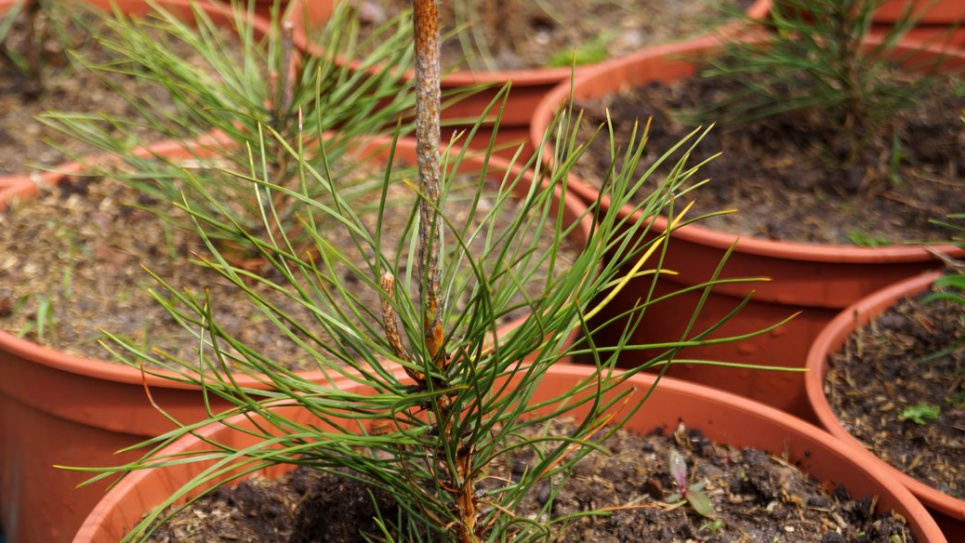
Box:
[682, 0, 952, 176]
[60, 1, 786, 541]
[898, 403, 941, 425]
[40, 0, 418, 260]
[0, 0, 42, 95]
[0, 0, 102, 98]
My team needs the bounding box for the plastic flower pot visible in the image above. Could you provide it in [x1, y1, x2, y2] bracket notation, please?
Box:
[73, 363, 946, 542]
[285, 0, 772, 160]
[870, 0, 965, 50]
[528, 35, 965, 422]
[0, 1, 276, 540]
[0, 123, 592, 542]
[0, 176, 43, 212]
[873, 0, 965, 24]
[805, 271, 965, 542]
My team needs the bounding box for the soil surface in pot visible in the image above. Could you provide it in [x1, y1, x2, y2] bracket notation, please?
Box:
[0, 3, 241, 175]
[144, 420, 913, 542]
[0, 164, 578, 371]
[826, 282, 964, 500]
[355, 0, 752, 72]
[572, 71, 964, 245]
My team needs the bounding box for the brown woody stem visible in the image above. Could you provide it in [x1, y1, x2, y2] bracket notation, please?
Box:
[24, 0, 42, 97]
[265, 22, 296, 254]
[413, 2, 476, 541]
[276, 20, 295, 123]
[413, 0, 445, 368]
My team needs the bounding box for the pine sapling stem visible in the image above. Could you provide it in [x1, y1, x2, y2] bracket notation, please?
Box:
[265, 21, 296, 253]
[413, 1, 476, 540]
[413, 0, 445, 368]
[271, 19, 295, 182]
[24, 0, 42, 97]
[276, 20, 296, 123]
[832, 1, 865, 158]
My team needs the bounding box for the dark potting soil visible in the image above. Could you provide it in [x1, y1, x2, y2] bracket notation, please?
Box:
[0, 166, 578, 371]
[572, 73, 965, 245]
[826, 283, 965, 500]
[0, 3, 227, 175]
[144, 420, 915, 542]
[354, 0, 752, 72]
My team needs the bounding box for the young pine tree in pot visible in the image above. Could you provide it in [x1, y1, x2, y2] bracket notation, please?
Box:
[65, 1, 781, 541]
[0, 0, 420, 365]
[38, 0, 418, 264]
[681, 0, 963, 235]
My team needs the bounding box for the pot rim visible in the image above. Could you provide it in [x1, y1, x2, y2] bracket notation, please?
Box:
[287, 0, 772, 88]
[0, 132, 593, 387]
[74, 363, 946, 542]
[805, 270, 965, 520]
[529, 34, 965, 264]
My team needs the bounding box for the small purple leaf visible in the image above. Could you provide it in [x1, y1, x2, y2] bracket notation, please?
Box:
[669, 449, 688, 490]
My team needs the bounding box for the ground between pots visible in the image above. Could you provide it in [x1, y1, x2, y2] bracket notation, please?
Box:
[572, 71, 964, 245]
[826, 283, 964, 501]
[143, 420, 915, 542]
[355, 0, 752, 72]
[0, 161, 579, 372]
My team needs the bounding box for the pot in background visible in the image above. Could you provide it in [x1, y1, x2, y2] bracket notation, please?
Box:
[0, 1, 277, 539]
[286, 0, 772, 160]
[0, 118, 592, 543]
[528, 36, 964, 421]
[870, 0, 965, 51]
[805, 271, 965, 541]
[873, 0, 965, 24]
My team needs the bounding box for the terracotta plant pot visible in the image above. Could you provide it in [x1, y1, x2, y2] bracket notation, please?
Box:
[805, 271, 965, 541]
[0, 1, 272, 541]
[286, 0, 772, 160]
[528, 36, 965, 421]
[73, 363, 946, 542]
[0, 0, 290, 183]
[869, 0, 965, 51]
[0, 176, 42, 212]
[0, 121, 591, 542]
[873, 0, 965, 24]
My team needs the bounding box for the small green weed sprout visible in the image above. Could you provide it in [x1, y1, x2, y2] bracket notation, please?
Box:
[16, 292, 56, 345]
[666, 449, 715, 517]
[700, 517, 727, 535]
[898, 403, 941, 425]
[544, 31, 618, 68]
[846, 229, 892, 248]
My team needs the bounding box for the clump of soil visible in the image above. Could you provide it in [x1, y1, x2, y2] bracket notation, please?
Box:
[826, 283, 965, 500]
[0, 164, 578, 371]
[144, 420, 915, 542]
[572, 70, 965, 245]
[355, 0, 752, 72]
[0, 4, 225, 175]
[144, 469, 400, 543]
